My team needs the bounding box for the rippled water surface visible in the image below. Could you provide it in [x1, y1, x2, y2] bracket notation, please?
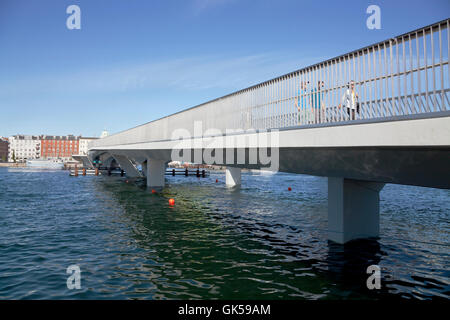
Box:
[0, 167, 448, 299]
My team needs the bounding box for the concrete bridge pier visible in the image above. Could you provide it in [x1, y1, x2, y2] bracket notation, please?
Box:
[111, 154, 142, 178]
[226, 167, 241, 187]
[146, 159, 166, 188]
[328, 177, 385, 244]
[141, 161, 147, 177]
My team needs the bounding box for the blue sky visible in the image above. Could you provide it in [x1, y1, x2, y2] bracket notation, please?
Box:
[0, 0, 448, 137]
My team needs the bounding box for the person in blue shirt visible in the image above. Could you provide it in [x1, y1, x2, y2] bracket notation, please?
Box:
[311, 81, 324, 123]
[295, 81, 311, 125]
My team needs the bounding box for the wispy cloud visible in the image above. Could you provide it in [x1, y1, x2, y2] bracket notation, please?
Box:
[0, 53, 316, 98]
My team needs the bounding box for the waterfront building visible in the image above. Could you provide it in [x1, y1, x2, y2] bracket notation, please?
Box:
[40, 135, 80, 161]
[0, 137, 9, 162]
[8, 135, 41, 162]
[6, 134, 99, 163]
[79, 137, 98, 155]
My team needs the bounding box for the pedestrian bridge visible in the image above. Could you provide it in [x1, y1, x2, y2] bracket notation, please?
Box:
[89, 19, 450, 244]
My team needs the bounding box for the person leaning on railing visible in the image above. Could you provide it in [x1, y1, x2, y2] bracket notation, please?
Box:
[339, 80, 360, 120]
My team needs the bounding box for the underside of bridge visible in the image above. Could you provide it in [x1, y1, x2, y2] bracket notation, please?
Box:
[87, 114, 450, 244]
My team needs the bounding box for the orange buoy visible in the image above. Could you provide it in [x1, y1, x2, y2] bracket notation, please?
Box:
[288, 187, 292, 191]
[168, 198, 175, 206]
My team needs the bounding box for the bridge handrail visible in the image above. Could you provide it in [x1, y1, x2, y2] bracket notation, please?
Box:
[90, 19, 450, 149]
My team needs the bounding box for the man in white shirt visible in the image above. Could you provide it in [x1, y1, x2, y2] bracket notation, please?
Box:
[339, 80, 359, 120]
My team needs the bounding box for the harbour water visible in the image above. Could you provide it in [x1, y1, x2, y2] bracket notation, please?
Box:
[0, 167, 448, 300]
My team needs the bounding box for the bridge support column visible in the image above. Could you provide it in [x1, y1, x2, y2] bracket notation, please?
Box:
[226, 167, 241, 187]
[141, 161, 147, 177]
[328, 177, 385, 244]
[111, 154, 141, 178]
[147, 159, 165, 188]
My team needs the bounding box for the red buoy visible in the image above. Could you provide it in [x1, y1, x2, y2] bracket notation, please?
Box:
[151, 189, 157, 194]
[288, 187, 292, 191]
[215, 179, 218, 183]
[168, 198, 175, 206]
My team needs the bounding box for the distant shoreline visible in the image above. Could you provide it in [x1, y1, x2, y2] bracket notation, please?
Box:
[0, 162, 26, 167]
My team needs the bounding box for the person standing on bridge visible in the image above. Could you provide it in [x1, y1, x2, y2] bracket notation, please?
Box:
[312, 81, 325, 123]
[339, 80, 360, 120]
[295, 81, 311, 125]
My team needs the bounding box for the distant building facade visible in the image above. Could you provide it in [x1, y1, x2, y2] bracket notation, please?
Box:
[0, 137, 9, 162]
[7, 133, 101, 162]
[8, 135, 41, 162]
[78, 137, 98, 155]
[40, 135, 79, 161]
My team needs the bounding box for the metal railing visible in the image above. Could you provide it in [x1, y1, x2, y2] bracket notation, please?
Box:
[91, 19, 449, 148]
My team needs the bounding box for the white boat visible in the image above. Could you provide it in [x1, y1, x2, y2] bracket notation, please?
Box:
[26, 159, 64, 169]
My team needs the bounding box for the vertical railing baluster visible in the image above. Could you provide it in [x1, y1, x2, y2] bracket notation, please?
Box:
[272, 80, 275, 129]
[396, 37, 401, 115]
[372, 46, 377, 117]
[298, 71, 301, 126]
[402, 36, 410, 114]
[439, 23, 444, 110]
[306, 68, 310, 124]
[328, 62, 331, 122]
[448, 20, 450, 109]
[424, 28, 430, 112]
[366, 47, 371, 118]
[363, 49, 367, 119]
[383, 42, 389, 117]
[342, 56, 345, 122]
[410, 33, 416, 113]
[293, 72, 296, 125]
[332, 60, 336, 122]
[358, 51, 362, 120]
[284, 76, 286, 127]
[378, 44, 382, 117]
[431, 25, 437, 112]
[311, 66, 315, 124]
[325, 60, 329, 123]
[390, 39, 396, 116]
[264, 83, 267, 129]
[417, 31, 423, 113]
[339, 57, 342, 121]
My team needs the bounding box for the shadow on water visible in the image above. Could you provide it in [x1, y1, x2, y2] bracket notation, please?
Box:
[325, 239, 393, 299]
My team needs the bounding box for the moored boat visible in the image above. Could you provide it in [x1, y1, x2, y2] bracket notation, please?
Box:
[26, 159, 64, 169]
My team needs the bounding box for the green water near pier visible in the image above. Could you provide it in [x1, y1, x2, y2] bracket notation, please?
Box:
[0, 167, 448, 299]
